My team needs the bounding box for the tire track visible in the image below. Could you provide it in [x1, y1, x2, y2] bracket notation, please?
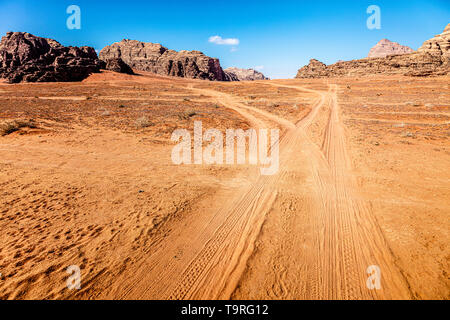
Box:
[109, 81, 414, 300]
[233, 82, 413, 299]
[107, 83, 303, 300]
[309, 84, 413, 299]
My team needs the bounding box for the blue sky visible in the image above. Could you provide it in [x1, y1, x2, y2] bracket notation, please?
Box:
[0, 0, 449, 78]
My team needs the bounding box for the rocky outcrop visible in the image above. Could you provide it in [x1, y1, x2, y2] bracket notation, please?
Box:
[224, 67, 269, 81]
[368, 39, 413, 58]
[0, 32, 103, 83]
[99, 39, 228, 81]
[296, 54, 445, 78]
[104, 58, 134, 74]
[417, 23, 450, 66]
[295, 59, 329, 78]
[296, 24, 450, 78]
[224, 71, 240, 81]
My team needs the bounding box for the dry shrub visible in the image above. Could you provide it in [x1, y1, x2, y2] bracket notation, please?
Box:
[0, 120, 37, 136]
[178, 110, 197, 120]
[135, 116, 153, 128]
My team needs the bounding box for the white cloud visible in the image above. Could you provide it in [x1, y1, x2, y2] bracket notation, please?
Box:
[209, 35, 240, 46]
[254, 65, 264, 71]
[230, 47, 238, 53]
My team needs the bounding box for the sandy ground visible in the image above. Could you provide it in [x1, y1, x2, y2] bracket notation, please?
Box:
[0, 71, 448, 299]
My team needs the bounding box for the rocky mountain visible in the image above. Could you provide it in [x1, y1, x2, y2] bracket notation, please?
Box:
[99, 39, 229, 81]
[224, 67, 269, 81]
[0, 32, 103, 83]
[295, 59, 328, 78]
[296, 23, 450, 78]
[368, 39, 414, 58]
[104, 58, 134, 75]
[418, 23, 450, 59]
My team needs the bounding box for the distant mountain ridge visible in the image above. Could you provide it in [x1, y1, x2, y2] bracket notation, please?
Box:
[368, 39, 414, 58]
[296, 23, 450, 78]
[224, 67, 269, 81]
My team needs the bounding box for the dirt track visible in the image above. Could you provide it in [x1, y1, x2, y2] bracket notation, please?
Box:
[0, 73, 448, 300]
[93, 81, 412, 299]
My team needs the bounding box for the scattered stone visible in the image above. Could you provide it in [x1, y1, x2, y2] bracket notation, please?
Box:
[401, 131, 416, 138]
[178, 111, 197, 120]
[136, 116, 152, 128]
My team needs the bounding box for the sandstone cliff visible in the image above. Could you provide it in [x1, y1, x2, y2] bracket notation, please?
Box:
[99, 39, 228, 81]
[104, 58, 134, 75]
[0, 32, 103, 83]
[418, 23, 450, 63]
[296, 23, 450, 78]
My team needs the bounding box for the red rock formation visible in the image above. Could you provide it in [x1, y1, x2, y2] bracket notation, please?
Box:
[417, 23, 450, 68]
[99, 39, 229, 81]
[0, 32, 103, 83]
[104, 58, 134, 75]
[296, 24, 450, 78]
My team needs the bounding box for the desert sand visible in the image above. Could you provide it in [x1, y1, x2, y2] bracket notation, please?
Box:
[0, 71, 448, 299]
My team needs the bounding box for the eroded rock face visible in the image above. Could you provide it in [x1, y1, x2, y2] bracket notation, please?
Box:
[295, 59, 329, 79]
[368, 39, 414, 58]
[0, 32, 103, 83]
[99, 39, 228, 81]
[418, 23, 450, 66]
[296, 24, 450, 78]
[104, 58, 134, 75]
[224, 71, 240, 81]
[224, 67, 269, 81]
